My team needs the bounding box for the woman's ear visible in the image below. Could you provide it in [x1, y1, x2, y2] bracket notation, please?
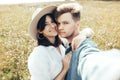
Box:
[37, 30, 42, 34]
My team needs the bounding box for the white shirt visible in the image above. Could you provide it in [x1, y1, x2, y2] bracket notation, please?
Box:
[28, 44, 66, 80]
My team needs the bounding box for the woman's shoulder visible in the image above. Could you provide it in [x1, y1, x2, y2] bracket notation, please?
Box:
[34, 45, 47, 51]
[29, 46, 49, 59]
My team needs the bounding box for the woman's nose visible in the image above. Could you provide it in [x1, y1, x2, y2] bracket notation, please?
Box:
[50, 23, 56, 28]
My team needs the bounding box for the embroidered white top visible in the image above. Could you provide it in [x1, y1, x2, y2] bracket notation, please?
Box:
[28, 44, 66, 80]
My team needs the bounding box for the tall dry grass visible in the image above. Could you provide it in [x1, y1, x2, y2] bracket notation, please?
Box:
[0, 1, 120, 80]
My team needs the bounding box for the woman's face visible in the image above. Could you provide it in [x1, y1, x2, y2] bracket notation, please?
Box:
[42, 15, 58, 39]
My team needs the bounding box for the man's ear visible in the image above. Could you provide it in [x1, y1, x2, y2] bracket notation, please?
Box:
[76, 21, 80, 27]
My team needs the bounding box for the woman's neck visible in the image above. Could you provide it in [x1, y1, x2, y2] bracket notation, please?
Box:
[47, 37, 56, 44]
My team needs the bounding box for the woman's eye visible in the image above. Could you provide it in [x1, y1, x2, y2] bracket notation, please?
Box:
[51, 21, 55, 23]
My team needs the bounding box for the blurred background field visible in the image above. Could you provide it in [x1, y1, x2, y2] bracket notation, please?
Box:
[0, 1, 120, 80]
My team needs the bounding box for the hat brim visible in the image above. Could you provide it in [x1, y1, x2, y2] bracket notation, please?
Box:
[29, 6, 57, 40]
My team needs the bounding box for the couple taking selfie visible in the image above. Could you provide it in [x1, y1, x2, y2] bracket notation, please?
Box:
[28, 3, 120, 80]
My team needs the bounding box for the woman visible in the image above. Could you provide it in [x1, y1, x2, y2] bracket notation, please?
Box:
[28, 5, 94, 80]
[28, 6, 72, 80]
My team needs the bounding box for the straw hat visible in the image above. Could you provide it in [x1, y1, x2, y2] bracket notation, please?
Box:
[29, 5, 57, 40]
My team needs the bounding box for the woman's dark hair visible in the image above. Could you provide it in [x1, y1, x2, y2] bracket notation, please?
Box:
[37, 13, 61, 47]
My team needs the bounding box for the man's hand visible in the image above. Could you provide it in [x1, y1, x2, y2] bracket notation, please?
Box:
[71, 28, 94, 51]
[71, 34, 86, 51]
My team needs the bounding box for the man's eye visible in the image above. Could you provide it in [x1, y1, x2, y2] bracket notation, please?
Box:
[57, 23, 60, 26]
[63, 22, 68, 24]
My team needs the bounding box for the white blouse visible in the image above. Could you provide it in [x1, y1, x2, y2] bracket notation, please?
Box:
[28, 44, 66, 80]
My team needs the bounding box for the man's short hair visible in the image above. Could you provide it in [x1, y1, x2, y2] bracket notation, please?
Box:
[55, 3, 83, 22]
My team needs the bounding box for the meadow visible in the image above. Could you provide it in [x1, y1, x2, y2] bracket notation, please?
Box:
[0, 1, 120, 80]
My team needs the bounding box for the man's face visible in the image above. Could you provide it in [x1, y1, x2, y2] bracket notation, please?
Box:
[57, 12, 77, 39]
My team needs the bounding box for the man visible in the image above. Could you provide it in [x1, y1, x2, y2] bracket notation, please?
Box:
[55, 3, 120, 80]
[54, 3, 99, 80]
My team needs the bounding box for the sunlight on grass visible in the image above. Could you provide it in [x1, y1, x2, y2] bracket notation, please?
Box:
[0, 1, 120, 79]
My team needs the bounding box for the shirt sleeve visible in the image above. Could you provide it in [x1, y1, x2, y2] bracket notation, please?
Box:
[79, 38, 100, 59]
[28, 47, 51, 80]
[77, 38, 100, 75]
